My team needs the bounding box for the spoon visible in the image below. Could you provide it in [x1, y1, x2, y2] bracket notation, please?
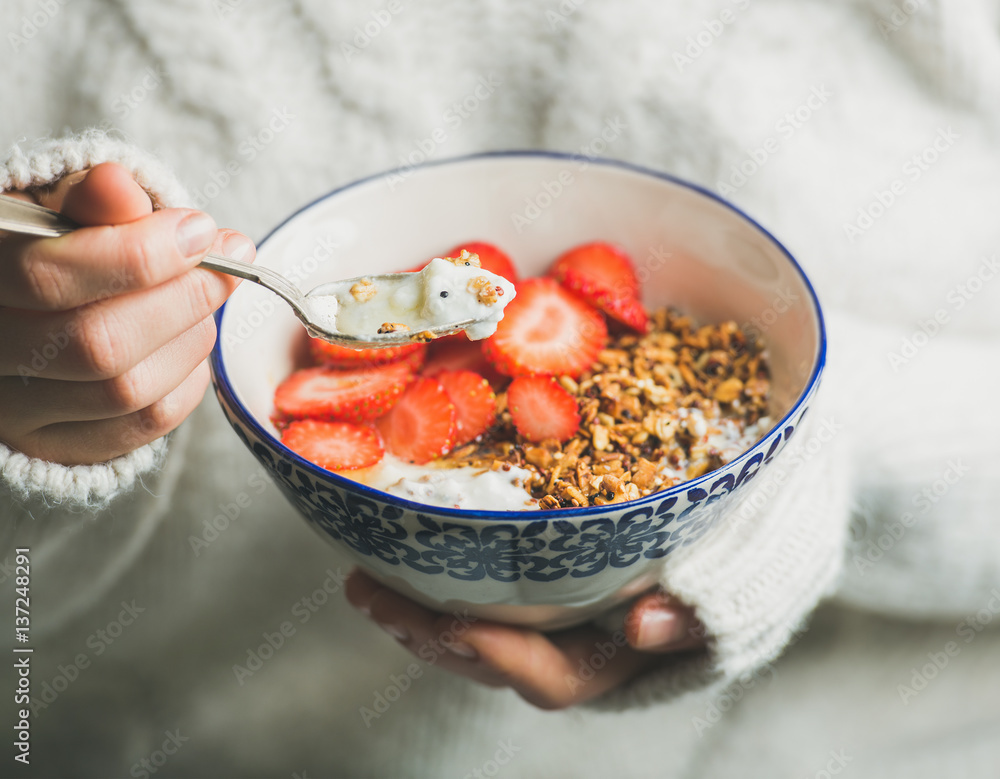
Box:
[0, 194, 479, 348]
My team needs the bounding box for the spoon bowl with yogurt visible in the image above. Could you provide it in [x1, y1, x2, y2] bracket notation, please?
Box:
[301, 250, 515, 346]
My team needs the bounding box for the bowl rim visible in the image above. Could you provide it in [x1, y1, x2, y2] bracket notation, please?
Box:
[210, 150, 826, 521]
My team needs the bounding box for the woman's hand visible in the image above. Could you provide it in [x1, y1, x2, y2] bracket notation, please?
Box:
[345, 569, 707, 710]
[0, 162, 255, 465]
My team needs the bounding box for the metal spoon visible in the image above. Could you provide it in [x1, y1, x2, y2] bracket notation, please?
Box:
[0, 194, 478, 348]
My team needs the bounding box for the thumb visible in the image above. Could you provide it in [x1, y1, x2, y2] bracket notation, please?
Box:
[624, 590, 706, 652]
[37, 161, 154, 226]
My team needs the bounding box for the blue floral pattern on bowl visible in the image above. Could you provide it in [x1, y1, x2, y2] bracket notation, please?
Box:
[215, 391, 810, 583]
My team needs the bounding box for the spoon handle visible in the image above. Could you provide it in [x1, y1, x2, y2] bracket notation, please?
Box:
[197, 253, 307, 315]
[0, 194, 77, 236]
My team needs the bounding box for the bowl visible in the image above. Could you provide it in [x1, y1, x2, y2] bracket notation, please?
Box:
[209, 152, 825, 630]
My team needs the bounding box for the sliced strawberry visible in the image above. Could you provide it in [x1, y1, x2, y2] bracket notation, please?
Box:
[281, 420, 384, 471]
[436, 370, 497, 446]
[446, 241, 519, 285]
[422, 337, 506, 388]
[560, 267, 650, 333]
[506, 376, 580, 443]
[309, 337, 427, 368]
[375, 377, 456, 464]
[482, 277, 607, 378]
[549, 242, 639, 299]
[273, 361, 416, 424]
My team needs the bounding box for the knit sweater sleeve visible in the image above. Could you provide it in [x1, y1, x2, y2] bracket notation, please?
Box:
[0, 130, 193, 511]
[591, 307, 1000, 710]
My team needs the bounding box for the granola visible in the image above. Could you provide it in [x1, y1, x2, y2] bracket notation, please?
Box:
[443, 249, 482, 268]
[467, 275, 502, 305]
[349, 279, 377, 302]
[437, 308, 771, 508]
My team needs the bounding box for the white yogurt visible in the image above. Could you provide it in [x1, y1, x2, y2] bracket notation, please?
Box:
[307, 254, 515, 341]
[347, 455, 539, 511]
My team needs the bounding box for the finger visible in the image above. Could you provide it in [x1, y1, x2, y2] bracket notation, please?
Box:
[0, 230, 254, 380]
[624, 591, 706, 652]
[344, 570, 508, 688]
[0, 316, 217, 433]
[16, 359, 210, 464]
[460, 622, 660, 709]
[34, 162, 153, 225]
[0, 206, 218, 310]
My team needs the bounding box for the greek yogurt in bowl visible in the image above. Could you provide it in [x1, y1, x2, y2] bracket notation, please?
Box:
[352, 456, 539, 510]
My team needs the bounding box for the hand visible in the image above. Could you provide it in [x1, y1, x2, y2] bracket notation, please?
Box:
[345, 569, 707, 710]
[0, 162, 255, 465]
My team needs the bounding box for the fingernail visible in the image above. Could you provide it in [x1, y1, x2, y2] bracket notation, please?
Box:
[176, 212, 217, 258]
[446, 641, 478, 660]
[635, 609, 688, 650]
[378, 623, 409, 642]
[222, 232, 255, 262]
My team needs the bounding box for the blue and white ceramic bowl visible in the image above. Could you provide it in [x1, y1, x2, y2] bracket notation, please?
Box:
[210, 152, 825, 630]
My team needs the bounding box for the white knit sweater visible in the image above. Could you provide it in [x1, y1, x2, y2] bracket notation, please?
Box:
[1, 1, 999, 777]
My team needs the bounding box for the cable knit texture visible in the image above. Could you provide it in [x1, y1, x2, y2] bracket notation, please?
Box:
[0, 131, 193, 510]
[0, 130, 192, 208]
